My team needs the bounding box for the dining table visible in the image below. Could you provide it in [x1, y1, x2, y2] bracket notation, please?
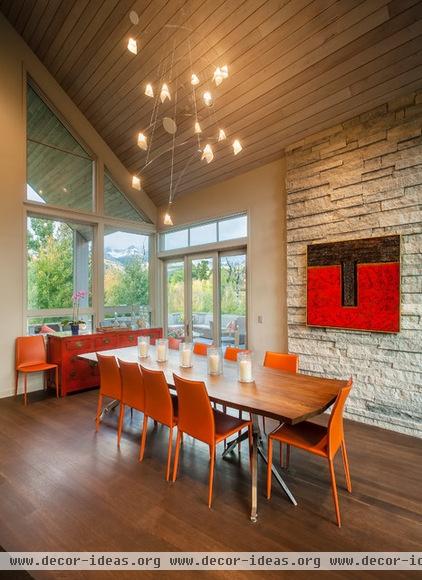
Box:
[78, 345, 348, 522]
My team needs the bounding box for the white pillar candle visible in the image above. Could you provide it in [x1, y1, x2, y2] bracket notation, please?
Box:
[138, 342, 149, 358]
[181, 348, 192, 367]
[157, 344, 166, 362]
[239, 359, 252, 382]
[209, 353, 220, 374]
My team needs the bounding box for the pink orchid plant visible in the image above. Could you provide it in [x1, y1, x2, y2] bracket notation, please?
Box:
[72, 290, 87, 324]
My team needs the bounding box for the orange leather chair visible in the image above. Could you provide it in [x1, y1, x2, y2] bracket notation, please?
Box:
[262, 351, 299, 437]
[139, 365, 178, 481]
[96, 354, 122, 438]
[263, 351, 299, 373]
[193, 342, 208, 356]
[224, 346, 248, 362]
[172, 373, 253, 508]
[15, 335, 59, 405]
[117, 360, 145, 447]
[267, 380, 353, 527]
[168, 337, 182, 350]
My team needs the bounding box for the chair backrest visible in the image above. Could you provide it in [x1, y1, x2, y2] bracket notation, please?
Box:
[327, 379, 353, 457]
[140, 365, 174, 427]
[97, 353, 122, 400]
[263, 351, 299, 373]
[193, 342, 208, 356]
[118, 359, 144, 411]
[173, 374, 215, 445]
[16, 335, 47, 368]
[168, 337, 182, 350]
[224, 346, 248, 362]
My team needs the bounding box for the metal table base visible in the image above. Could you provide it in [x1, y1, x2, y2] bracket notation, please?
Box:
[222, 414, 297, 521]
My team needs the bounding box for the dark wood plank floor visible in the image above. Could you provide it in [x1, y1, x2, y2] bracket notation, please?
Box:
[0, 389, 421, 580]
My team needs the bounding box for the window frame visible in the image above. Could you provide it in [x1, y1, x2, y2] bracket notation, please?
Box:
[157, 212, 248, 257]
[23, 80, 157, 335]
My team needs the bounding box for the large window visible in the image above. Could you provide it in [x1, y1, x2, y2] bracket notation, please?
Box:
[25, 83, 154, 335]
[160, 213, 247, 252]
[26, 84, 94, 213]
[27, 216, 93, 334]
[103, 228, 150, 327]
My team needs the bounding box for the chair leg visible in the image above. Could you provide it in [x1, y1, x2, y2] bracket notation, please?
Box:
[23, 374, 28, 406]
[172, 429, 182, 482]
[267, 436, 273, 499]
[247, 425, 253, 472]
[237, 409, 242, 451]
[95, 395, 103, 431]
[139, 415, 149, 461]
[43, 372, 47, 391]
[117, 403, 125, 447]
[285, 444, 290, 469]
[15, 371, 19, 398]
[130, 407, 133, 420]
[262, 416, 266, 434]
[341, 440, 352, 493]
[55, 367, 59, 398]
[279, 442, 283, 467]
[208, 445, 216, 508]
[165, 426, 173, 481]
[328, 458, 341, 527]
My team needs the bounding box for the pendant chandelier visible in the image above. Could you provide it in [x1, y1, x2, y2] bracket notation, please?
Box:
[126, 8, 243, 226]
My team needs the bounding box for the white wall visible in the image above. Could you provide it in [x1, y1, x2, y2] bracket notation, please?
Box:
[158, 159, 288, 360]
[0, 13, 156, 398]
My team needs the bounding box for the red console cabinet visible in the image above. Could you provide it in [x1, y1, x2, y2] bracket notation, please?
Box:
[47, 328, 163, 396]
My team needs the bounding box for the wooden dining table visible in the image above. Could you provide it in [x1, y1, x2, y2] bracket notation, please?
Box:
[78, 345, 348, 521]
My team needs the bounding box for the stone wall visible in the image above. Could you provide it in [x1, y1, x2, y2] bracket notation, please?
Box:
[285, 90, 422, 437]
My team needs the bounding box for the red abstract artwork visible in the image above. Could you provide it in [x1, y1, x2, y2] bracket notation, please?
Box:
[307, 236, 400, 333]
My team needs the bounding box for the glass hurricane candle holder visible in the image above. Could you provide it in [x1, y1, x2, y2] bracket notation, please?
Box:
[179, 342, 193, 368]
[238, 351, 254, 383]
[137, 335, 150, 359]
[156, 338, 168, 363]
[207, 346, 223, 376]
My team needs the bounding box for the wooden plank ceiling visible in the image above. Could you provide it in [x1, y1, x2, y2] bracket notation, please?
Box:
[2, 0, 422, 207]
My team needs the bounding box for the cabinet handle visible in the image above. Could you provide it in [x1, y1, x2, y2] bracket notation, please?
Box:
[128, 335, 134, 341]
[104, 338, 110, 344]
[69, 370, 77, 379]
[75, 341, 83, 348]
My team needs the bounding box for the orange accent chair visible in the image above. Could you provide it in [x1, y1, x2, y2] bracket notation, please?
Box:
[96, 354, 122, 438]
[172, 374, 253, 508]
[262, 351, 299, 438]
[267, 380, 353, 527]
[193, 342, 208, 356]
[168, 337, 182, 350]
[224, 346, 248, 362]
[15, 335, 59, 405]
[139, 365, 178, 481]
[117, 360, 145, 447]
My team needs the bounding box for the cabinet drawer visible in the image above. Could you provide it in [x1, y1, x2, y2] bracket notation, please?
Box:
[65, 338, 94, 352]
[118, 333, 137, 348]
[94, 335, 118, 349]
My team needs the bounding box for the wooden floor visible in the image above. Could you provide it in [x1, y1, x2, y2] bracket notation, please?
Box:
[0, 389, 421, 580]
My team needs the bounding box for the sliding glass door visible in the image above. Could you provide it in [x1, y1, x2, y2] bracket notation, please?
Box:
[164, 250, 247, 347]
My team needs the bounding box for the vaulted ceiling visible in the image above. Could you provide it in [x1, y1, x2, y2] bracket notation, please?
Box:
[1, 0, 422, 207]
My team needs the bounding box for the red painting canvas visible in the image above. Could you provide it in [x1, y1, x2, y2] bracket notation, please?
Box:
[307, 236, 400, 333]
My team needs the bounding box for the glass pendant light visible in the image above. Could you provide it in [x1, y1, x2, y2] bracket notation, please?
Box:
[160, 83, 171, 103]
[232, 139, 242, 155]
[137, 132, 147, 150]
[201, 144, 214, 163]
[127, 38, 138, 55]
[213, 65, 228, 86]
[132, 175, 141, 190]
[145, 83, 154, 97]
[203, 91, 212, 106]
[191, 73, 200, 86]
[194, 121, 202, 134]
[163, 212, 173, 226]
[218, 128, 226, 141]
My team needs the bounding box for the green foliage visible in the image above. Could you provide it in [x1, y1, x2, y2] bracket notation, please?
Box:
[104, 255, 149, 307]
[27, 219, 73, 309]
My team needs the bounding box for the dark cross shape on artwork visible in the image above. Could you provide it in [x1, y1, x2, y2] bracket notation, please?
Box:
[307, 236, 400, 307]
